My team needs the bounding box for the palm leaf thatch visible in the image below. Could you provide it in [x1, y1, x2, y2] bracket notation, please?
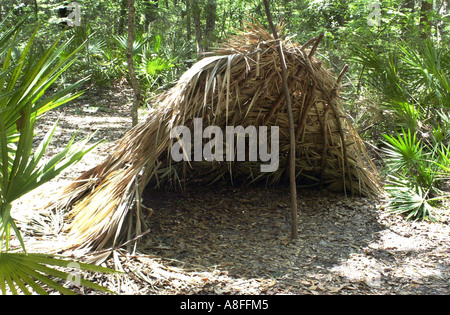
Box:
[49, 21, 382, 252]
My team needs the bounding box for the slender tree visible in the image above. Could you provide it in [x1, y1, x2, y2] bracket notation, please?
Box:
[190, 0, 217, 56]
[420, 0, 433, 38]
[192, 0, 203, 56]
[144, 0, 159, 29]
[118, 0, 128, 35]
[127, 0, 142, 126]
[263, 0, 298, 240]
[185, 0, 192, 41]
[204, 0, 217, 51]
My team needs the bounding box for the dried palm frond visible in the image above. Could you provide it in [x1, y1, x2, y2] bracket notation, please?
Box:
[48, 20, 383, 253]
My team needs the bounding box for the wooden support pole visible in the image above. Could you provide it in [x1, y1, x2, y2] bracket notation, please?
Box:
[331, 64, 354, 196]
[300, 36, 317, 51]
[262, 0, 298, 240]
[337, 64, 349, 85]
[127, 0, 142, 127]
[308, 32, 324, 59]
[263, 67, 303, 126]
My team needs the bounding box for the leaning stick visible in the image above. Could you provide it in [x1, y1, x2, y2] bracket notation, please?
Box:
[300, 36, 317, 51]
[263, 0, 298, 239]
[331, 64, 354, 195]
[308, 32, 324, 59]
[263, 67, 303, 125]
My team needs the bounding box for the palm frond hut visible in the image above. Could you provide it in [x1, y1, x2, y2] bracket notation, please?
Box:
[50, 21, 382, 252]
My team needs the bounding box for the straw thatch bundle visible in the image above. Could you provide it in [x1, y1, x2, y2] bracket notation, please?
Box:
[50, 21, 382, 252]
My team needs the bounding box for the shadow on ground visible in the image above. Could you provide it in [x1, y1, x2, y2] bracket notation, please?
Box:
[136, 184, 401, 294]
[135, 183, 449, 295]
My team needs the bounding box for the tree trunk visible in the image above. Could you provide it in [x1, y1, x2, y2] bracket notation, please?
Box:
[401, 0, 415, 37]
[144, 0, 159, 27]
[191, 0, 203, 56]
[204, 0, 217, 51]
[263, 0, 298, 240]
[437, 0, 448, 42]
[127, 0, 142, 127]
[118, 0, 128, 35]
[404, 0, 415, 9]
[420, 0, 433, 38]
[186, 0, 192, 41]
[33, 0, 38, 21]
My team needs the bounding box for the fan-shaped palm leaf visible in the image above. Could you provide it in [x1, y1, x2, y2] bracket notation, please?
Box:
[0, 18, 116, 295]
[0, 253, 118, 295]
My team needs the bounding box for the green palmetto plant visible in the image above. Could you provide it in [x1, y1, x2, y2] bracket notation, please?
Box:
[355, 37, 449, 221]
[353, 38, 449, 121]
[400, 41, 450, 110]
[113, 34, 176, 89]
[0, 18, 117, 294]
[382, 128, 449, 221]
[382, 129, 425, 177]
[384, 177, 437, 221]
[113, 34, 146, 59]
[138, 53, 175, 90]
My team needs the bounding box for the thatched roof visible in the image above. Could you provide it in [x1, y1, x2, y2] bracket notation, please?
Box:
[50, 21, 382, 252]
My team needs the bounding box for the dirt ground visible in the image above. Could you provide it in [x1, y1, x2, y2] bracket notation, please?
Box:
[12, 87, 450, 295]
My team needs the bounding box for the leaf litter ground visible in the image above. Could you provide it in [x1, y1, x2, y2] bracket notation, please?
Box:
[12, 87, 450, 295]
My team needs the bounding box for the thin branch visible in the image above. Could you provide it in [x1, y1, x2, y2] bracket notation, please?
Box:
[127, 0, 142, 127]
[308, 32, 324, 59]
[330, 64, 354, 196]
[263, 0, 298, 240]
[300, 36, 317, 51]
[337, 64, 349, 85]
